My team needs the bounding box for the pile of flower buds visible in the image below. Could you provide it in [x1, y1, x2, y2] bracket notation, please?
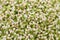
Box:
[0, 0, 60, 40]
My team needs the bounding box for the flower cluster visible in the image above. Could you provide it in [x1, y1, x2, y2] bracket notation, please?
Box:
[0, 0, 60, 40]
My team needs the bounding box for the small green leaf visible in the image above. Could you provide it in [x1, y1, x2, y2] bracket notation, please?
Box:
[14, 10, 18, 14]
[13, 16, 17, 22]
[57, 20, 60, 25]
[6, 14, 10, 18]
